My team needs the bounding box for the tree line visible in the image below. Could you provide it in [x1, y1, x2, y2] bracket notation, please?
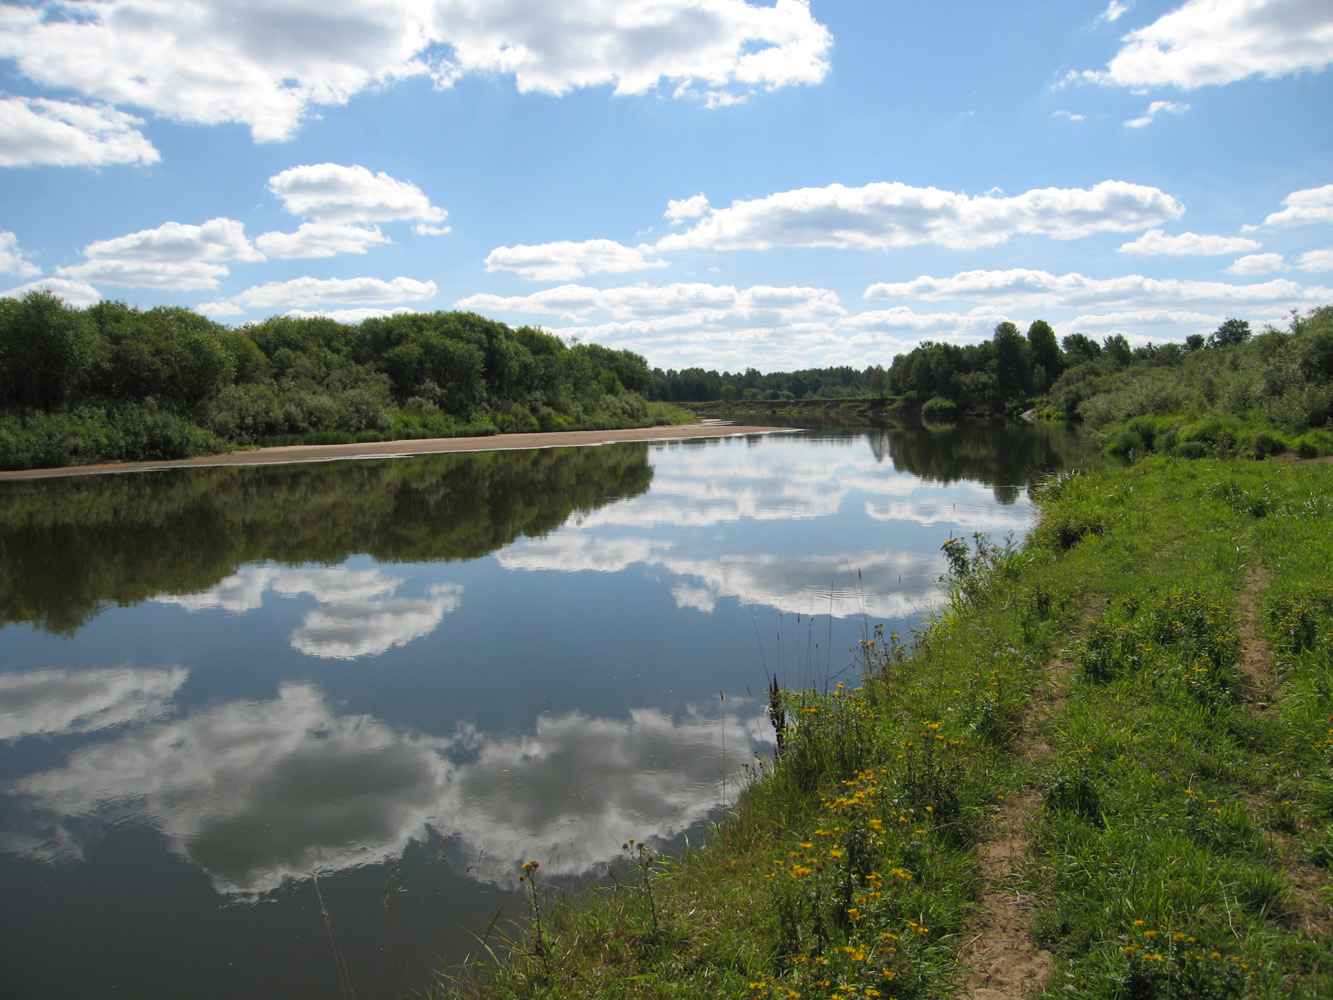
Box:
[0, 290, 680, 470]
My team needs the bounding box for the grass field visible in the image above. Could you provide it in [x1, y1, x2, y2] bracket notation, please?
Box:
[432, 456, 1333, 1000]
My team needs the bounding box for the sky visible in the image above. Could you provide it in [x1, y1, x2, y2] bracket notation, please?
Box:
[1, 0, 1331, 373]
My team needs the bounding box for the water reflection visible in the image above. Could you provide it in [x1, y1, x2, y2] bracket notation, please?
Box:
[0, 444, 655, 633]
[0, 424, 1096, 1000]
[158, 566, 465, 658]
[7, 682, 762, 894]
[0, 666, 187, 742]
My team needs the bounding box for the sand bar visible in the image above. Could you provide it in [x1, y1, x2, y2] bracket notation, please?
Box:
[0, 421, 796, 480]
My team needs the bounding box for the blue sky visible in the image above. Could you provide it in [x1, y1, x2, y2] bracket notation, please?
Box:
[1, 0, 1331, 372]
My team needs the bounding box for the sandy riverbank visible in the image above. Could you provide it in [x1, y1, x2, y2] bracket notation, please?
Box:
[0, 422, 795, 480]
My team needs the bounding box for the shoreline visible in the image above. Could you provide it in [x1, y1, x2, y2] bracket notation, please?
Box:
[0, 421, 795, 480]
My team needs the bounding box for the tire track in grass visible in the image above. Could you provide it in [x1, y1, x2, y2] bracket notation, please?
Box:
[955, 656, 1070, 999]
[1234, 563, 1332, 940]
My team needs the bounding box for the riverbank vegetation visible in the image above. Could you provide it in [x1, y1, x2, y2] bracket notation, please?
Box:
[673, 305, 1333, 461]
[435, 455, 1332, 999]
[0, 290, 689, 470]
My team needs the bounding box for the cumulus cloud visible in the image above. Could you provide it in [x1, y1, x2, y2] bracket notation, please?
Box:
[0, 232, 40, 278]
[1082, 0, 1333, 90]
[1227, 252, 1286, 274]
[1, 277, 102, 307]
[1118, 228, 1261, 255]
[484, 240, 667, 281]
[1297, 249, 1333, 270]
[229, 275, 436, 310]
[255, 222, 391, 258]
[0, 96, 158, 167]
[282, 306, 421, 323]
[1124, 99, 1190, 128]
[665, 194, 711, 222]
[864, 267, 1331, 312]
[0, 1, 832, 143]
[1053, 109, 1085, 122]
[458, 280, 845, 326]
[1084, 0, 1333, 89]
[1259, 184, 1333, 227]
[55, 217, 262, 290]
[653, 180, 1183, 252]
[268, 163, 448, 227]
[428, 0, 833, 104]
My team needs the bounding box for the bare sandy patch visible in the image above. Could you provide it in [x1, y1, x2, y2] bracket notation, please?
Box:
[0, 422, 794, 481]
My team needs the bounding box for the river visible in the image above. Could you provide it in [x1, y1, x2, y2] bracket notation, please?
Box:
[0, 422, 1096, 999]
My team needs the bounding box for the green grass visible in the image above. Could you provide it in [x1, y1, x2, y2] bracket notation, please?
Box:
[431, 456, 1333, 999]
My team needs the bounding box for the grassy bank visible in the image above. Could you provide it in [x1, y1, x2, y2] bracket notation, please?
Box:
[434, 456, 1332, 1000]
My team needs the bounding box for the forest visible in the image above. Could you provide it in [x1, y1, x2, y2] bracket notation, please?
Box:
[0, 290, 683, 470]
[883, 308, 1333, 450]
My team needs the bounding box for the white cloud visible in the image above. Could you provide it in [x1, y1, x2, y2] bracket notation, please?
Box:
[1085, 0, 1333, 89]
[429, 0, 832, 102]
[1, 278, 102, 308]
[0, 667, 187, 742]
[653, 180, 1184, 252]
[1297, 249, 1333, 270]
[1260, 184, 1333, 227]
[484, 240, 667, 281]
[0, 232, 40, 278]
[1124, 99, 1190, 128]
[57, 259, 232, 291]
[283, 306, 421, 323]
[0, 2, 832, 143]
[1118, 228, 1260, 255]
[268, 163, 448, 226]
[0, 96, 158, 167]
[230, 275, 436, 310]
[255, 222, 391, 258]
[458, 281, 844, 324]
[836, 306, 1005, 337]
[1053, 109, 1085, 122]
[54, 217, 262, 291]
[1097, 1, 1132, 24]
[864, 267, 1331, 311]
[1066, 308, 1226, 330]
[1227, 252, 1286, 274]
[0, 1, 435, 143]
[665, 194, 711, 222]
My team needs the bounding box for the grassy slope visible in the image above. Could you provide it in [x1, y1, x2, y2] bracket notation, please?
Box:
[434, 457, 1333, 1000]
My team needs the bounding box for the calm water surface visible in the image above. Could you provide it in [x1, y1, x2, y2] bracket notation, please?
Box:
[0, 423, 1095, 999]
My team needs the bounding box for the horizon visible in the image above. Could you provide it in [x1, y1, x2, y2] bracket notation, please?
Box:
[2, 1, 1331, 374]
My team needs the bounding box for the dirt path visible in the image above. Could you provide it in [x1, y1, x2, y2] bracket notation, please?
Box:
[0, 422, 793, 480]
[1231, 565, 1332, 939]
[955, 657, 1069, 999]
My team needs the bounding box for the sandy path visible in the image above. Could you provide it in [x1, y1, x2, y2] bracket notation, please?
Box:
[0, 422, 794, 480]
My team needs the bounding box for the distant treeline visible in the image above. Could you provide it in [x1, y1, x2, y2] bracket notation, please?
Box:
[0, 291, 686, 471]
[649, 364, 881, 402]
[887, 306, 1333, 456]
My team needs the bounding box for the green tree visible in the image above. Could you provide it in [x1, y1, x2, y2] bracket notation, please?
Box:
[1102, 333, 1133, 369]
[1208, 317, 1251, 349]
[0, 289, 96, 411]
[1061, 333, 1101, 365]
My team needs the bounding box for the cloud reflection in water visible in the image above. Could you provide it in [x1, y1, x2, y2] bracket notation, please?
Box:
[4, 683, 763, 894]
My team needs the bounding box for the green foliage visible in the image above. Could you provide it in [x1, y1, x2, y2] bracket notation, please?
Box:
[0, 293, 676, 470]
[1062, 306, 1333, 458]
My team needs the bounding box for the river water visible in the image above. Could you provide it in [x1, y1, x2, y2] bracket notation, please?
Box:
[0, 422, 1094, 999]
